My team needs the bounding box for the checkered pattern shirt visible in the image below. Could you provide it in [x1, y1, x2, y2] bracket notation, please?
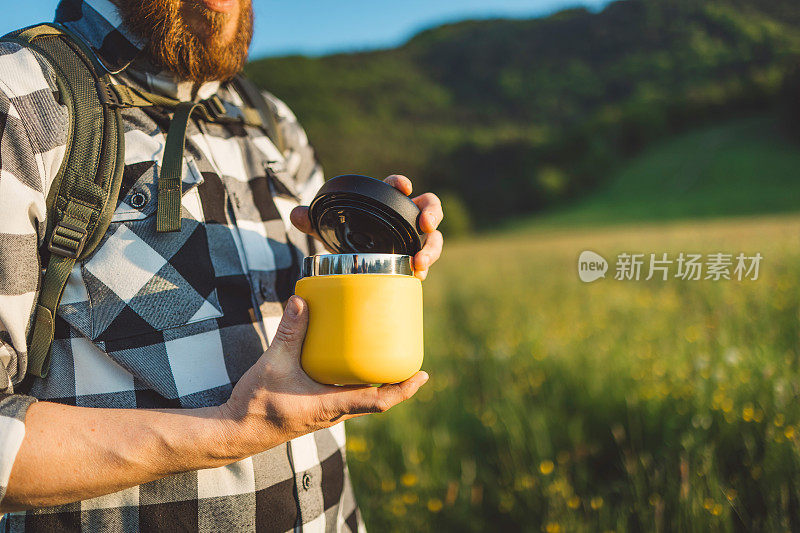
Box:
[0, 1, 365, 531]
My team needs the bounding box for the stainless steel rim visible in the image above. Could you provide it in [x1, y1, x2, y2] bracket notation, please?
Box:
[302, 253, 413, 277]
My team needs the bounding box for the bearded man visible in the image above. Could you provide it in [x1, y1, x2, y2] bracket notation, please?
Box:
[0, 0, 444, 530]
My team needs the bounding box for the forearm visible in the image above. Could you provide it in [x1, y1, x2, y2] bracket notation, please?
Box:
[0, 294, 429, 513]
[1, 400, 245, 512]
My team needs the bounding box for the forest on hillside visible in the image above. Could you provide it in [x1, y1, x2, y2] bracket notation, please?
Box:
[244, 0, 800, 231]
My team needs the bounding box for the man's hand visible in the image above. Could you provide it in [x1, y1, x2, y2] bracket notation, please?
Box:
[1, 296, 426, 513]
[218, 296, 428, 456]
[290, 175, 444, 280]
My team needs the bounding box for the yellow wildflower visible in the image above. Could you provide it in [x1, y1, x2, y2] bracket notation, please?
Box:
[539, 460, 555, 475]
[427, 498, 443, 513]
[722, 398, 734, 413]
[401, 473, 418, 487]
[347, 437, 368, 453]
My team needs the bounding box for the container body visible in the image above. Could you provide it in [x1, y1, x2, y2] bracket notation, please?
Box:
[296, 273, 423, 385]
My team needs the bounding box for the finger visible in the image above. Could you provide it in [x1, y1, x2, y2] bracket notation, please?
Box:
[411, 254, 427, 280]
[333, 371, 429, 416]
[419, 230, 444, 264]
[413, 230, 443, 278]
[412, 193, 443, 233]
[270, 296, 309, 360]
[290, 206, 315, 235]
[384, 175, 413, 196]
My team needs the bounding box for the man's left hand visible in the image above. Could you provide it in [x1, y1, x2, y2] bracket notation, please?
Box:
[290, 175, 444, 280]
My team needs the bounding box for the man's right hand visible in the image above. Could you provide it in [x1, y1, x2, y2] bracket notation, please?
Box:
[216, 296, 429, 457]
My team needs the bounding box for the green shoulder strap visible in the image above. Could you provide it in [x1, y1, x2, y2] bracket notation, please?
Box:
[111, 79, 285, 232]
[149, 75, 286, 232]
[1, 23, 126, 378]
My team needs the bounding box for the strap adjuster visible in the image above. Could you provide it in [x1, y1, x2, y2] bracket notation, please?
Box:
[201, 95, 228, 122]
[48, 220, 87, 259]
[97, 80, 125, 108]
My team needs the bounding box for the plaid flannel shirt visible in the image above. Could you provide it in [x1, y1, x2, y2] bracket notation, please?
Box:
[0, 0, 365, 531]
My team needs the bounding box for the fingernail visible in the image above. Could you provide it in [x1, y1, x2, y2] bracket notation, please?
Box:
[286, 296, 301, 318]
[420, 371, 429, 383]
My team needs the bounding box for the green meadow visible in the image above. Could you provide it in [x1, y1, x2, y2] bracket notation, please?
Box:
[345, 116, 800, 531]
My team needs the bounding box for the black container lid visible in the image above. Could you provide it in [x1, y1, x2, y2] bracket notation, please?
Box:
[308, 175, 426, 256]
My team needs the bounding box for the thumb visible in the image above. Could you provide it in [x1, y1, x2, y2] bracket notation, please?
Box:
[270, 296, 309, 359]
[290, 206, 314, 235]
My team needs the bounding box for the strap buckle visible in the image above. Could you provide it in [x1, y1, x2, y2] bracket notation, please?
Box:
[201, 95, 228, 122]
[48, 220, 87, 259]
[97, 80, 125, 108]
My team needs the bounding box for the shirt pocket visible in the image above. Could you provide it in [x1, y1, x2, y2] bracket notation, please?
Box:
[57, 158, 224, 343]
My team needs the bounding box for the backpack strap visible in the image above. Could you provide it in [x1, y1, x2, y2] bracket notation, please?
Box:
[2, 23, 126, 378]
[157, 101, 202, 232]
[144, 75, 286, 232]
[111, 84, 264, 127]
[108, 81, 283, 233]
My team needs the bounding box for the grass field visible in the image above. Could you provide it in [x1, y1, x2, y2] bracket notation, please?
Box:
[347, 214, 800, 531]
[344, 116, 800, 531]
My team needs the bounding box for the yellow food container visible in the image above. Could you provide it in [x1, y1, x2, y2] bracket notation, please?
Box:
[295, 174, 428, 385]
[296, 254, 423, 385]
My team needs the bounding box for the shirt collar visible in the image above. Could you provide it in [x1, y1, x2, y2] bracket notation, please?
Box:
[54, 0, 221, 101]
[55, 0, 143, 74]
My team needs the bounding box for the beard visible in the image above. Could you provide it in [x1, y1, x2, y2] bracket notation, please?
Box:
[116, 0, 254, 83]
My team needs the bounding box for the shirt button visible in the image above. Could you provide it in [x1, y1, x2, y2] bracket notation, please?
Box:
[129, 192, 147, 209]
[302, 473, 312, 490]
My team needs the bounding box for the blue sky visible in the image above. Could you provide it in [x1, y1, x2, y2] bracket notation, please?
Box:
[1, 0, 610, 59]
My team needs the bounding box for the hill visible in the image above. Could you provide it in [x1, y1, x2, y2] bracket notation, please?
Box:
[244, 0, 800, 225]
[504, 114, 800, 231]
